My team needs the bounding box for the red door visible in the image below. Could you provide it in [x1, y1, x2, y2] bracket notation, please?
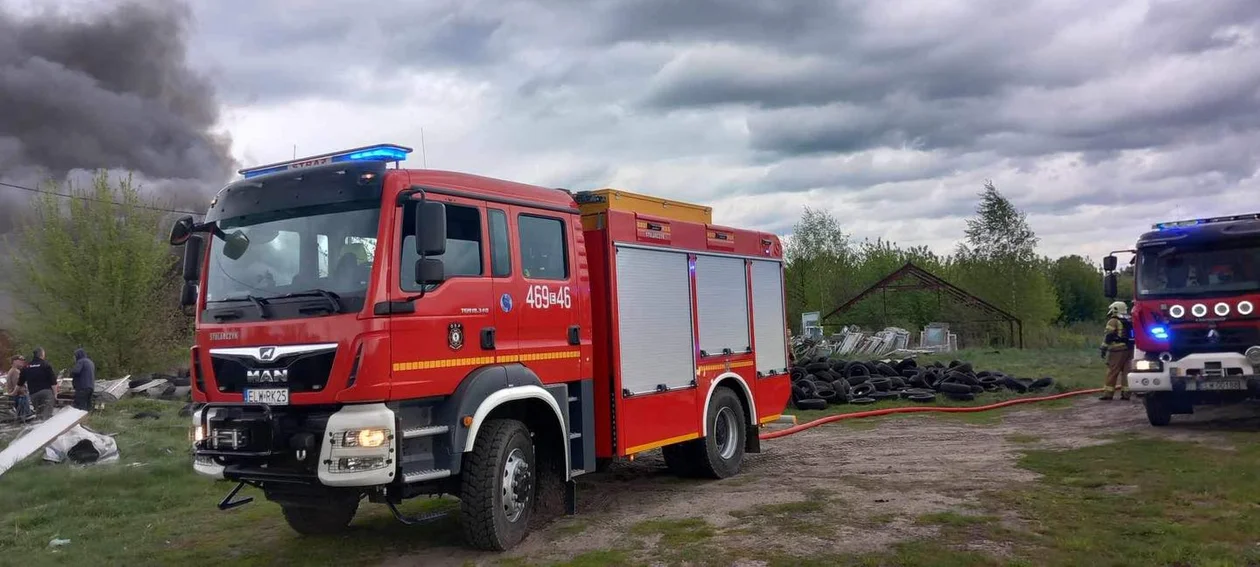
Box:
[388, 194, 499, 400]
[504, 207, 581, 385]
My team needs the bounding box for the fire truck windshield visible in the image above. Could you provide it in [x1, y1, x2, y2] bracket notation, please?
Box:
[204, 200, 381, 313]
[1136, 240, 1260, 299]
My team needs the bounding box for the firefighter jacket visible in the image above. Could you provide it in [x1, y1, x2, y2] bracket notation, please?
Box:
[1102, 316, 1134, 352]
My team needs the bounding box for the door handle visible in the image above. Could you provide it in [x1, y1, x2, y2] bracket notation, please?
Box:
[481, 327, 496, 350]
[567, 325, 580, 346]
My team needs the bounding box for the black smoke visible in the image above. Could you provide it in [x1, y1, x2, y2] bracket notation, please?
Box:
[0, 1, 234, 220]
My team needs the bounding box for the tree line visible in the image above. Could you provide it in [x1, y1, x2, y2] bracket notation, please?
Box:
[785, 181, 1130, 349]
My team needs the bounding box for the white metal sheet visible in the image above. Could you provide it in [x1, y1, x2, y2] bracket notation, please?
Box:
[615, 246, 695, 394]
[751, 260, 788, 375]
[695, 255, 751, 356]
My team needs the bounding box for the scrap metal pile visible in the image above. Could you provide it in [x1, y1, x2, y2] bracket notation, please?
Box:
[789, 356, 1056, 410]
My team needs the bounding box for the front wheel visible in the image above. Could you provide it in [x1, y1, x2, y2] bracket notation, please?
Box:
[460, 419, 536, 551]
[1144, 393, 1172, 427]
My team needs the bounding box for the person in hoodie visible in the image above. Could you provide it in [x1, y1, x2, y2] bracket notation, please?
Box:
[18, 347, 57, 420]
[70, 348, 96, 412]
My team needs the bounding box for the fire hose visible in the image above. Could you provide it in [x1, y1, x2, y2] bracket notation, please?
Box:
[759, 388, 1105, 440]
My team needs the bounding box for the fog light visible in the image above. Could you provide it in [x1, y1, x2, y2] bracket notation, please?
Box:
[1214, 302, 1230, 317]
[1192, 303, 1208, 318]
[1141, 378, 1150, 386]
[1153, 378, 1161, 386]
[330, 456, 388, 473]
[1239, 301, 1255, 316]
[1168, 304, 1185, 318]
[193, 425, 205, 443]
[339, 428, 391, 448]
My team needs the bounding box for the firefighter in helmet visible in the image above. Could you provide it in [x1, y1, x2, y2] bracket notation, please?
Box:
[1099, 300, 1134, 401]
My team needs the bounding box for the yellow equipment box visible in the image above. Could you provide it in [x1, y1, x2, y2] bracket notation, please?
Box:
[575, 188, 713, 225]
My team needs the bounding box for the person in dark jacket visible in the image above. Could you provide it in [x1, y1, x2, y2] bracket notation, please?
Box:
[70, 348, 96, 411]
[17, 347, 57, 420]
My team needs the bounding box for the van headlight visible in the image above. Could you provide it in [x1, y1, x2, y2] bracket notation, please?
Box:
[1134, 359, 1163, 372]
[336, 428, 391, 448]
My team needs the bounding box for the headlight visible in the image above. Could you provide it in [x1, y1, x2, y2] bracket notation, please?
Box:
[1168, 305, 1185, 318]
[1134, 359, 1162, 372]
[1191, 303, 1208, 318]
[1239, 301, 1255, 316]
[339, 428, 390, 448]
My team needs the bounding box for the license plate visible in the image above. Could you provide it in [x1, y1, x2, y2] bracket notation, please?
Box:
[1198, 380, 1244, 391]
[244, 388, 289, 405]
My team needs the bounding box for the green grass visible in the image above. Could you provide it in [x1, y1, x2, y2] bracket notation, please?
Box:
[628, 517, 715, 547]
[786, 347, 1100, 423]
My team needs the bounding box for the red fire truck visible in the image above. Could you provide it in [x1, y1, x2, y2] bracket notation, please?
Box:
[168, 143, 791, 550]
[1103, 213, 1260, 427]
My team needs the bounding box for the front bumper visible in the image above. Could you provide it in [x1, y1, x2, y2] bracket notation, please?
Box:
[1126, 352, 1260, 393]
[190, 402, 398, 488]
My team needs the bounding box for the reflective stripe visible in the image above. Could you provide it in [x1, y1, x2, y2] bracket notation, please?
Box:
[391, 350, 580, 372]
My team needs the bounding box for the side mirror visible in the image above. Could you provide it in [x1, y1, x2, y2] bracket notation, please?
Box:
[415, 258, 445, 285]
[1103, 255, 1117, 272]
[222, 230, 250, 261]
[182, 235, 204, 282]
[180, 281, 198, 308]
[1104, 272, 1118, 299]
[169, 216, 195, 246]
[415, 201, 447, 256]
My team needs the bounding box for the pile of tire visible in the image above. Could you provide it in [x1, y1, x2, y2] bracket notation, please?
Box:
[128, 372, 193, 401]
[790, 357, 1055, 411]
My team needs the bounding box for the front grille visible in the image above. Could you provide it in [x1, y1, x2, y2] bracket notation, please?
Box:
[210, 350, 337, 393]
[1169, 326, 1260, 358]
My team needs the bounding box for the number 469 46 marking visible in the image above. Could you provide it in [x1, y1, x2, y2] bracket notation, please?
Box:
[526, 285, 571, 309]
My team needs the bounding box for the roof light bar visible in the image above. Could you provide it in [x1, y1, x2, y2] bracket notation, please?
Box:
[238, 143, 413, 179]
[1152, 213, 1260, 230]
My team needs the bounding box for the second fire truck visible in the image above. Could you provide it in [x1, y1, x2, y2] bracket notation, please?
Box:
[1103, 213, 1260, 426]
[169, 144, 792, 550]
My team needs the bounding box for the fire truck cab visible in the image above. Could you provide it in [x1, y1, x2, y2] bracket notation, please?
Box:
[168, 144, 791, 550]
[1103, 213, 1260, 426]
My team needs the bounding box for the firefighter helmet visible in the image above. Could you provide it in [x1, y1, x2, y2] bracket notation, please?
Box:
[1107, 301, 1128, 317]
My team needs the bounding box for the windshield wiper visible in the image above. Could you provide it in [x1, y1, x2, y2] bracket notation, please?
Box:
[272, 289, 343, 313]
[212, 294, 272, 319]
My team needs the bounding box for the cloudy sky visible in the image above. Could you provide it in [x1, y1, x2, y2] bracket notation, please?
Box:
[9, 0, 1260, 262]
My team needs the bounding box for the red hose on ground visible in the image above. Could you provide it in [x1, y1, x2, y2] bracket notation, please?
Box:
[760, 388, 1105, 440]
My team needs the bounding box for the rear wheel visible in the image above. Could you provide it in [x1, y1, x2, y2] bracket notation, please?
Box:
[280, 497, 359, 535]
[1144, 393, 1172, 427]
[460, 419, 536, 551]
[693, 387, 747, 479]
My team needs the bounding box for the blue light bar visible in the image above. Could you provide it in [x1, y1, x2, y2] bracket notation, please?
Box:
[1152, 213, 1260, 230]
[1149, 326, 1169, 340]
[239, 143, 413, 179]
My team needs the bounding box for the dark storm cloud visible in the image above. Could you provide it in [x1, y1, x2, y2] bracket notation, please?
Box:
[0, 1, 235, 198]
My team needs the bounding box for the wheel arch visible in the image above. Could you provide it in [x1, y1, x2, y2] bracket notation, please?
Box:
[701, 372, 757, 436]
[452, 365, 570, 481]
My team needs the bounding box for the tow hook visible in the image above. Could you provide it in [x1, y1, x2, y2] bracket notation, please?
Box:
[218, 481, 254, 511]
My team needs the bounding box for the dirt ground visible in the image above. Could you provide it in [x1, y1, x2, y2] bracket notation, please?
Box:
[384, 398, 1260, 566]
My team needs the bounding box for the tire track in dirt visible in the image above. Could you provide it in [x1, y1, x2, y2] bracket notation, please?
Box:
[383, 398, 1260, 566]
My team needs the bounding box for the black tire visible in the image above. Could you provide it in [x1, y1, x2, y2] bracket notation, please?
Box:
[889, 377, 906, 390]
[945, 392, 976, 401]
[1144, 394, 1172, 427]
[876, 363, 899, 377]
[844, 362, 870, 380]
[908, 393, 936, 403]
[1029, 377, 1054, 390]
[868, 377, 892, 392]
[954, 362, 974, 374]
[894, 358, 918, 371]
[806, 362, 831, 373]
[281, 497, 359, 535]
[691, 387, 747, 479]
[128, 376, 154, 389]
[850, 397, 877, 405]
[1001, 376, 1028, 393]
[851, 383, 876, 398]
[869, 391, 899, 401]
[460, 419, 537, 551]
[794, 398, 828, 411]
[937, 382, 972, 395]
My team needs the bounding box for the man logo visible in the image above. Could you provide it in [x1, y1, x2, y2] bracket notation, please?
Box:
[259, 347, 277, 362]
[246, 368, 288, 384]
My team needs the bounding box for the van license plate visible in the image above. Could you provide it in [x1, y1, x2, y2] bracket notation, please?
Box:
[1199, 380, 1244, 391]
[244, 388, 290, 405]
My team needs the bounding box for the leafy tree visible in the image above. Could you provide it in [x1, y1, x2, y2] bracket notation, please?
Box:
[3, 171, 190, 377]
[957, 180, 1039, 262]
[1049, 255, 1108, 323]
[784, 207, 852, 329]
